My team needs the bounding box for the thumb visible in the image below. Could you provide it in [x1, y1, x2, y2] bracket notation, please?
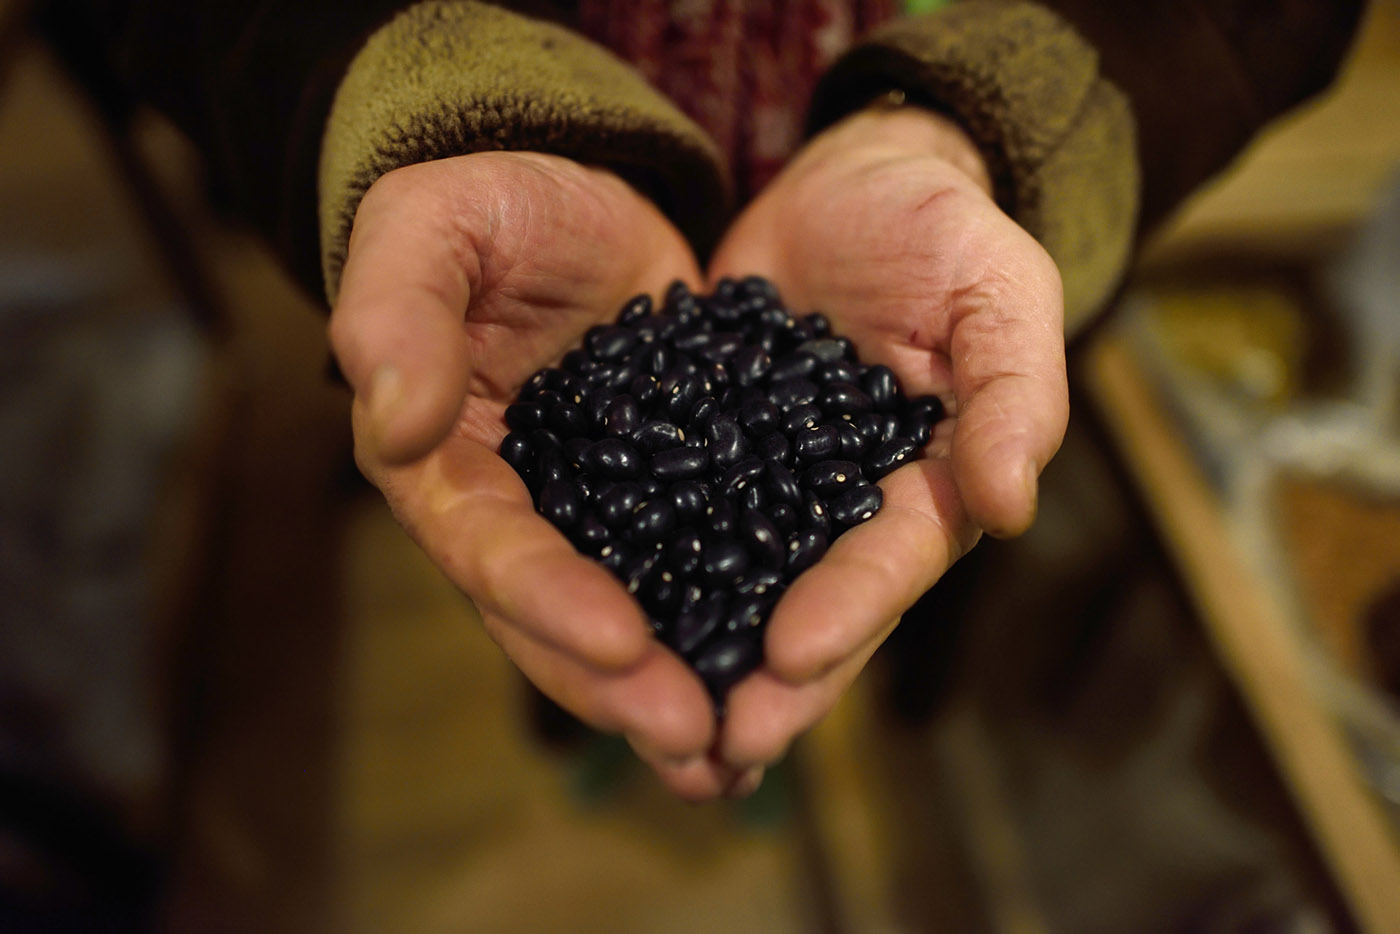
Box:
[328, 178, 477, 465]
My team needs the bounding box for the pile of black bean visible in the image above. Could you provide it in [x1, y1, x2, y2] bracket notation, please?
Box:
[498, 276, 943, 708]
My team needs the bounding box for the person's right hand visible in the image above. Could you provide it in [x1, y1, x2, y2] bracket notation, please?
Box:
[328, 152, 745, 798]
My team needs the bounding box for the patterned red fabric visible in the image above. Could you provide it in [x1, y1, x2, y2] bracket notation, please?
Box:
[578, 0, 898, 200]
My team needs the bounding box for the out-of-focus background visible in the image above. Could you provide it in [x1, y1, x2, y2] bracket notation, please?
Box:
[1, 0, 1398, 931]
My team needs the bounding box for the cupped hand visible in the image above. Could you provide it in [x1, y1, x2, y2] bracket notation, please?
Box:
[329, 152, 748, 798]
[706, 107, 1070, 777]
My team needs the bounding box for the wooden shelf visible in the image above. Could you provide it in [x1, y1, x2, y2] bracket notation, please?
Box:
[1083, 334, 1400, 932]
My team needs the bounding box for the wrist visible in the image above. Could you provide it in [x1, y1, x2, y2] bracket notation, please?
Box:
[823, 99, 994, 197]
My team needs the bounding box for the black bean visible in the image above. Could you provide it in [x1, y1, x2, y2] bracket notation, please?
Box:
[560, 348, 592, 374]
[670, 481, 707, 524]
[700, 538, 749, 587]
[585, 364, 620, 390]
[520, 368, 550, 398]
[586, 325, 638, 361]
[602, 395, 640, 437]
[669, 593, 727, 658]
[705, 414, 749, 471]
[853, 412, 883, 444]
[500, 431, 534, 477]
[618, 293, 652, 325]
[632, 421, 685, 455]
[688, 395, 721, 431]
[836, 419, 869, 459]
[549, 367, 580, 393]
[564, 437, 590, 470]
[723, 593, 772, 633]
[606, 358, 641, 392]
[801, 490, 832, 535]
[643, 569, 684, 617]
[668, 529, 704, 577]
[706, 498, 736, 536]
[754, 431, 791, 465]
[664, 373, 702, 422]
[781, 403, 823, 436]
[738, 398, 780, 438]
[735, 569, 784, 596]
[905, 394, 945, 428]
[693, 634, 761, 698]
[861, 365, 898, 410]
[679, 583, 705, 613]
[732, 345, 771, 387]
[829, 484, 883, 527]
[787, 528, 828, 574]
[663, 280, 693, 314]
[720, 457, 766, 497]
[571, 512, 610, 555]
[739, 482, 766, 513]
[768, 502, 797, 536]
[749, 325, 780, 356]
[901, 413, 932, 447]
[580, 438, 643, 479]
[499, 277, 940, 707]
[819, 381, 874, 416]
[866, 437, 920, 480]
[768, 351, 818, 382]
[769, 377, 819, 412]
[534, 448, 568, 489]
[804, 312, 831, 337]
[651, 445, 709, 481]
[521, 430, 558, 459]
[647, 314, 684, 342]
[638, 343, 669, 377]
[817, 362, 861, 386]
[597, 482, 643, 529]
[622, 550, 662, 596]
[796, 337, 846, 363]
[629, 498, 676, 542]
[803, 459, 864, 497]
[877, 412, 901, 445]
[740, 508, 785, 567]
[738, 274, 781, 306]
[536, 478, 579, 529]
[794, 425, 840, 465]
[599, 541, 631, 573]
[505, 401, 547, 431]
[764, 461, 801, 506]
[693, 332, 743, 363]
[584, 390, 614, 432]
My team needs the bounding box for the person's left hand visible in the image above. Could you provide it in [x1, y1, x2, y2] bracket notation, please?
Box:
[704, 106, 1070, 784]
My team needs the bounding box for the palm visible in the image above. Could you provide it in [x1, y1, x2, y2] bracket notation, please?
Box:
[706, 111, 1069, 770]
[331, 153, 735, 798]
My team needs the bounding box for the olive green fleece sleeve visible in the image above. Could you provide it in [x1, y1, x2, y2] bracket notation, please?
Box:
[318, 0, 728, 304]
[807, 0, 1138, 335]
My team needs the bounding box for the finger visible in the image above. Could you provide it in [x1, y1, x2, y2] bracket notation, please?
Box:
[378, 435, 658, 671]
[763, 459, 977, 683]
[947, 238, 1068, 537]
[328, 171, 479, 465]
[480, 612, 716, 763]
[717, 622, 894, 769]
[630, 744, 749, 802]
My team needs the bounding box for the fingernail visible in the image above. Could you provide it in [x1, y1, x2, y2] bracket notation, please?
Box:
[1021, 460, 1039, 518]
[368, 366, 402, 444]
[726, 766, 765, 799]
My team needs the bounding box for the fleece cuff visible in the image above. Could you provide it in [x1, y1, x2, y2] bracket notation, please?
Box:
[318, 0, 728, 302]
